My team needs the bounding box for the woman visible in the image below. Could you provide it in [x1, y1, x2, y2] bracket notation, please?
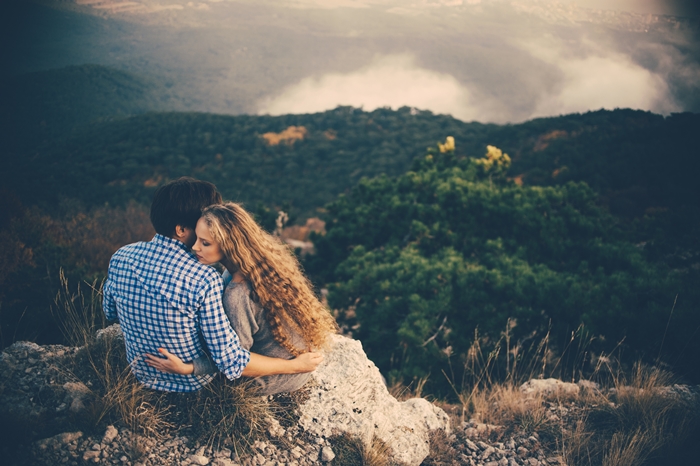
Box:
[146, 202, 338, 395]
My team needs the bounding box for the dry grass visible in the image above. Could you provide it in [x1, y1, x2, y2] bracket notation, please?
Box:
[54, 272, 171, 443]
[561, 363, 699, 466]
[388, 375, 430, 401]
[167, 377, 282, 456]
[427, 320, 700, 466]
[52, 270, 106, 349]
[329, 432, 397, 466]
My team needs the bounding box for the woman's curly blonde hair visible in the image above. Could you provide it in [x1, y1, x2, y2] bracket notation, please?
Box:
[200, 202, 338, 355]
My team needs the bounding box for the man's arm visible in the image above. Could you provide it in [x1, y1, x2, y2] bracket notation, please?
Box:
[146, 348, 323, 376]
[197, 276, 251, 380]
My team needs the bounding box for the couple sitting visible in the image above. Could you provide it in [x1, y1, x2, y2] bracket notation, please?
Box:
[103, 177, 338, 394]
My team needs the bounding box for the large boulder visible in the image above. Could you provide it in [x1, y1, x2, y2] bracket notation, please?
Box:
[300, 334, 451, 466]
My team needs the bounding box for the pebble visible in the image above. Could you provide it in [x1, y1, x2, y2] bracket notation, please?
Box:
[103, 425, 119, 444]
[320, 446, 335, 462]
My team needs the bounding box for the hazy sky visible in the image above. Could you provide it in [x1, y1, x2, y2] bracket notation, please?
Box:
[572, 0, 700, 17]
[257, 0, 698, 121]
[5, 0, 699, 123]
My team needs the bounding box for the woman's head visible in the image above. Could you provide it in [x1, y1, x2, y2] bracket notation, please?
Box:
[196, 202, 337, 354]
[197, 203, 266, 276]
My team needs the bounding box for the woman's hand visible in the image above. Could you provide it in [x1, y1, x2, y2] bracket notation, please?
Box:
[292, 352, 324, 373]
[145, 348, 194, 375]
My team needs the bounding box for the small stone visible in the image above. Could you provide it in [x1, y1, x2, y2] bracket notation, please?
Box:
[83, 450, 100, 461]
[517, 446, 529, 457]
[212, 459, 236, 466]
[320, 446, 335, 462]
[103, 425, 118, 444]
[481, 446, 496, 459]
[465, 439, 479, 451]
[190, 454, 210, 465]
[91, 444, 101, 451]
[527, 459, 541, 466]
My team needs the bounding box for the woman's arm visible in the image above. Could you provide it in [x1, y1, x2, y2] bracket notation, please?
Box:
[145, 348, 323, 376]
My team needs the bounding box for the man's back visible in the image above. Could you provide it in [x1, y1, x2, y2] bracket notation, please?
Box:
[103, 234, 249, 392]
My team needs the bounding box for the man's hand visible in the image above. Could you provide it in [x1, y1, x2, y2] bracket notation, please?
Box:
[292, 352, 324, 373]
[145, 348, 194, 375]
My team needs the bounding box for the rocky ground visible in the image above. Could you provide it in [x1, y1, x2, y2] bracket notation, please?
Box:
[2, 336, 699, 466]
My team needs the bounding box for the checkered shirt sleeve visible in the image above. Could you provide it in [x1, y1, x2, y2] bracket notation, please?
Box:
[103, 234, 250, 392]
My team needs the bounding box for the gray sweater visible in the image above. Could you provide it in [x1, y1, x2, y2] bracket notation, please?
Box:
[193, 280, 310, 395]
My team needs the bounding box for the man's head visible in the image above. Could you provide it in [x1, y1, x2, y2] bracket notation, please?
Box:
[150, 177, 222, 248]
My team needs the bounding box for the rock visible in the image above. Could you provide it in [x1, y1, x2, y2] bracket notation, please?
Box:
[103, 425, 118, 444]
[36, 431, 84, 451]
[577, 380, 599, 393]
[212, 459, 237, 466]
[190, 454, 211, 465]
[520, 379, 579, 397]
[83, 450, 100, 461]
[481, 446, 496, 459]
[297, 335, 450, 466]
[63, 381, 92, 413]
[96, 323, 124, 343]
[320, 446, 335, 462]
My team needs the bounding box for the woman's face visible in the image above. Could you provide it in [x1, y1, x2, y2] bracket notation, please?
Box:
[192, 218, 224, 265]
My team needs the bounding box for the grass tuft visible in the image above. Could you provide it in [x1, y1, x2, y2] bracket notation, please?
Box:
[329, 432, 396, 466]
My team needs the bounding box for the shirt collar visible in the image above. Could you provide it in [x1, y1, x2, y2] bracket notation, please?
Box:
[152, 233, 191, 254]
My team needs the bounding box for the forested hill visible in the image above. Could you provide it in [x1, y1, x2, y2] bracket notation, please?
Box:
[4, 90, 699, 228]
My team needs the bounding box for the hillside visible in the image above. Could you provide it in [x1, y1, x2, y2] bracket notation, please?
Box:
[1, 85, 699, 386]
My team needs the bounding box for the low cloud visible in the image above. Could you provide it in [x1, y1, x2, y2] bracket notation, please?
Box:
[525, 38, 680, 119]
[258, 55, 485, 121]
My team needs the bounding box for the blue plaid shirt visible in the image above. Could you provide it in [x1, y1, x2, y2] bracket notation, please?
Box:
[103, 234, 250, 392]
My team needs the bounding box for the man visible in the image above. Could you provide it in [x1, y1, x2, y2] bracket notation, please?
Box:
[103, 177, 321, 392]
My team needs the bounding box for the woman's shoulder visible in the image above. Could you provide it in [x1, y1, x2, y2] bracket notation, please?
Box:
[224, 279, 252, 296]
[223, 280, 259, 308]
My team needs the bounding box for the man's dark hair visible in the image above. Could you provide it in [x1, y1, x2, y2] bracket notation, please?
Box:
[150, 177, 222, 236]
